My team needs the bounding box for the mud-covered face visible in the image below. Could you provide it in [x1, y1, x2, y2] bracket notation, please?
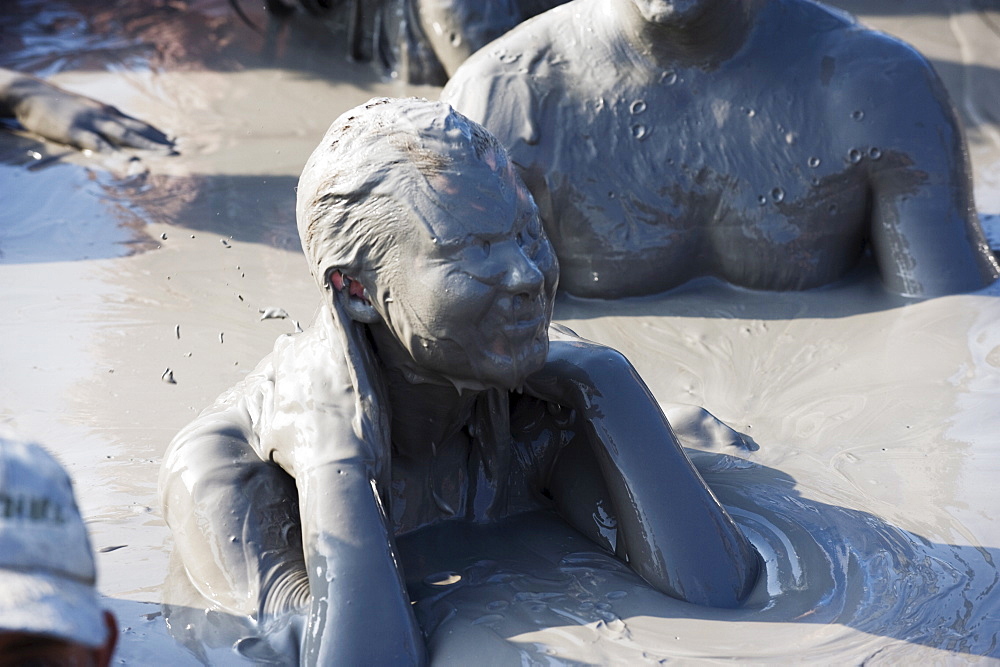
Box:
[373, 156, 558, 391]
[631, 0, 709, 23]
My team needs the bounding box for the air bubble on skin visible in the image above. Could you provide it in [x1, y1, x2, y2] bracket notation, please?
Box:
[631, 124, 648, 140]
[869, 147, 882, 160]
[471, 614, 504, 626]
[450, 33, 461, 47]
[771, 187, 785, 203]
[848, 148, 862, 164]
[757, 195, 767, 206]
[660, 70, 678, 85]
[630, 100, 647, 115]
[743, 107, 756, 118]
[851, 109, 865, 121]
[808, 156, 821, 168]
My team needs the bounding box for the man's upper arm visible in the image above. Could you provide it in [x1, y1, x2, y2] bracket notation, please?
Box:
[855, 37, 998, 295]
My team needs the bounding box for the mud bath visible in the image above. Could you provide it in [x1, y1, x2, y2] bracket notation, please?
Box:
[2, 0, 1000, 663]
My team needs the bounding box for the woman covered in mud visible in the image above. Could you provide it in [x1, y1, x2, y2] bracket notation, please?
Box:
[159, 98, 760, 664]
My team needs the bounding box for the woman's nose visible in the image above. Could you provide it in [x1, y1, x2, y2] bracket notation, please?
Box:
[498, 242, 545, 295]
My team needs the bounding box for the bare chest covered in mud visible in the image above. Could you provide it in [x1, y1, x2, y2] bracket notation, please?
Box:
[517, 78, 872, 296]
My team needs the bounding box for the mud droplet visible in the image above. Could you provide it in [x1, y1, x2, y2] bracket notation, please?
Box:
[629, 100, 647, 115]
[660, 70, 677, 85]
[631, 124, 648, 140]
[259, 307, 289, 321]
[808, 156, 821, 168]
[848, 148, 862, 164]
[771, 187, 785, 203]
[851, 109, 865, 121]
[868, 147, 882, 160]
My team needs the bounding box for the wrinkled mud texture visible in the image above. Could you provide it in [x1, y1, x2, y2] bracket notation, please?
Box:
[442, 0, 1000, 298]
[3, 0, 1000, 664]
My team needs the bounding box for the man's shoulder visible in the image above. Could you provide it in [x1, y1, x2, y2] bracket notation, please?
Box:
[444, 0, 584, 90]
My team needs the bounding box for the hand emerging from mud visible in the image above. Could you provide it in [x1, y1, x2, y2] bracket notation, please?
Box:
[0, 68, 174, 153]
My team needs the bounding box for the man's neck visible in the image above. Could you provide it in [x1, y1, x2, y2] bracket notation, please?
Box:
[609, 0, 761, 69]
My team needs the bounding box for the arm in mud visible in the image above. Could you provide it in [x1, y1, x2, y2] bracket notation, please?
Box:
[293, 458, 426, 665]
[0, 67, 174, 152]
[159, 393, 310, 622]
[859, 48, 999, 295]
[161, 347, 424, 663]
[524, 329, 760, 608]
[253, 324, 426, 664]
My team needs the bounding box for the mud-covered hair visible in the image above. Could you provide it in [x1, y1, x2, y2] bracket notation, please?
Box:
[296, 97, 509, 294]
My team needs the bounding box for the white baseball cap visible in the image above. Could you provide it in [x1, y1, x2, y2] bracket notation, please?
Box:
[0, 433, 108, 648]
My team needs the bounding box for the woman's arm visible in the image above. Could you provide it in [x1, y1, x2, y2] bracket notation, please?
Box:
[525, 331, 760, 608]
[257, 310, 426, 664]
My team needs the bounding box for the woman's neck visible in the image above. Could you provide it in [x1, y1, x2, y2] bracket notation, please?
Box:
[608, 0, 760, 69]
[368, 323, 482, 460]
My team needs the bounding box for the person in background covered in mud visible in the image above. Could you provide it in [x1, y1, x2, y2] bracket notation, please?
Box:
[256, 0, 570, 85]
[0, 431, 119, 667]
[442, 0, 1000, 298]
[0, 68, 174, 152]
[159, 98, 761, 663]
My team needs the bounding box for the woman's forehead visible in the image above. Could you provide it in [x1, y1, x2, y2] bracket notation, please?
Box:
[415, 161, 532, 243]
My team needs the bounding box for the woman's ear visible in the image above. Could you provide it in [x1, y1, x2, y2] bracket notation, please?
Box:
[328, 269, 381, 323]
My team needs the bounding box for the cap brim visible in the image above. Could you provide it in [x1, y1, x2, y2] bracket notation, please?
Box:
[0, 570, 107, 648]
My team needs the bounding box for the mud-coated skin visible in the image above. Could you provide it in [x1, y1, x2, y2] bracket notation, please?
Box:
[441, 0, 999, 298]
[269, 0, 568, 85]
[0, 68, 174, 152]
[160, 99, 759, 663]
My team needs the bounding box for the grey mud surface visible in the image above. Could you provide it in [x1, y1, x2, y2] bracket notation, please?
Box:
[3, 0, 1000, 663]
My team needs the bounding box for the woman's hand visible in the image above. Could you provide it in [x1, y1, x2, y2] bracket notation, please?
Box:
[523, 323, 641, 409]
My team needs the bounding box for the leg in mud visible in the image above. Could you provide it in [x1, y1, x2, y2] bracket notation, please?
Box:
[159, 413, 310, 631]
